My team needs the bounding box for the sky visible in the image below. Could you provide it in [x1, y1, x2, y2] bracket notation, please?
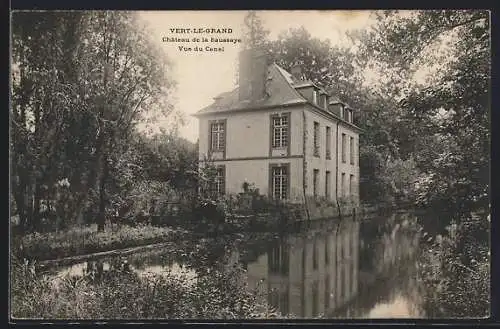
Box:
[137, 10, 377, 142]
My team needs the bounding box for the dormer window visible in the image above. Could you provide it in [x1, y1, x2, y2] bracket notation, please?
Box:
[345, 108, 353, 123]
[312, 89, 318, 105]
[323, 95, 328, 109]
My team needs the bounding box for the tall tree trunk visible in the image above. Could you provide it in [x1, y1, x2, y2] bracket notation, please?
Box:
[11, 181, 27, 234]
[97, 152, 108, 232]
[32, 180, 42, 231]
[24, 177, 34, 232]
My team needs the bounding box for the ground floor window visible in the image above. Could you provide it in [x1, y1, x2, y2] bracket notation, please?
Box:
[313, 169, 319, 197]
[341, 172, 346, 197]
[210, 165, 225, 197]
[325, 171, 331, 199]
[270, 164, 289, 200]
[349, 174, 355, 197]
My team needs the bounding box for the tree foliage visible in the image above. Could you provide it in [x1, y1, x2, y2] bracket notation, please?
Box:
[361, 10, 490, 217]
[241, 11, 270, 50]
[10, 11, 177, 232]
[242, 10, 490, 219]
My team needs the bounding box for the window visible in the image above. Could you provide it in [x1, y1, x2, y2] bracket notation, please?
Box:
[323, 95, 328, 109]
[325, 171, 331, 199]
[313, 169, 319, 197]
[312, 89, 318, 104]
[340, 107, 345, 119]
[313, 122, 320, 157]
[210, 121, 225, 151]
[341, 172, 346, 197]
[350, 174, 354, 197]
[341, 133, 346, 163]
[356, 139, 359, 166]
[350, 136, 354, 165]
[211, 166, 225, 197]
[271, 165, 289, 200]
[326, 126, 331, 159]
[272, 114, 289, 148]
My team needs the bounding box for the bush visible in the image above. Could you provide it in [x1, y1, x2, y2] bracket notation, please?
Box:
[418, 216, 490, 318]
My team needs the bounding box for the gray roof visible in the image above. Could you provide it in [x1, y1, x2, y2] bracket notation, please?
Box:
[194, 63, 352, 117]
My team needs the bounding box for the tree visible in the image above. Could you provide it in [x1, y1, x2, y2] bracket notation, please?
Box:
[241, 11, 269, 50]
[11, 12, 89, 232]
[77, 12, 175, 231]
[10, 11, 177, 232]
[360, 10, 490, 218]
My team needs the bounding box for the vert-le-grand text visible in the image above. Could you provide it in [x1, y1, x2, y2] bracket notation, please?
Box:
[162, 27, 241, 53]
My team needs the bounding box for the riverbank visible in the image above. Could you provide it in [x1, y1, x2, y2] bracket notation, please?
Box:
[11, 224, 186, 262]
[10, 204, 397, 264]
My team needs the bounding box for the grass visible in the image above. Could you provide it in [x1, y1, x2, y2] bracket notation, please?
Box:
[10, 256, 277, 320]
[12, 224, 183, 261]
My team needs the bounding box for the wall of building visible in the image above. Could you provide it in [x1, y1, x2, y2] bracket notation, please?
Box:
[198, 105, 306, 201]
[303, 106, 338, 198]
[302, 105, 360, 205]
[222, 158, 303, 201]
[336, 123, 360, 205]
[197, 103, 360, 207]
[198, 106, 304, 160]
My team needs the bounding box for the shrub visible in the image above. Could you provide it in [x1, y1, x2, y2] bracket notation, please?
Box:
[418, 216, 490, 318]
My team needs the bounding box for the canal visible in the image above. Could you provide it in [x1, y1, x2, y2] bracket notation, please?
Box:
[43, 211, 424, 319]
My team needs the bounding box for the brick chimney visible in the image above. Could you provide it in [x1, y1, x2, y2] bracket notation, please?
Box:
[238, 48, 268, 102]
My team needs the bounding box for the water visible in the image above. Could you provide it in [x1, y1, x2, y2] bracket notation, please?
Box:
[44, 211, 423, 319]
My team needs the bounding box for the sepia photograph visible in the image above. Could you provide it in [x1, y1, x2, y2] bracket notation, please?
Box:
[9, 9, 490, 321]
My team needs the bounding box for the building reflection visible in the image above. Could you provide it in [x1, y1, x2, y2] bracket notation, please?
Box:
[246, 219, 360, 318]
[246, 212, 420, 318]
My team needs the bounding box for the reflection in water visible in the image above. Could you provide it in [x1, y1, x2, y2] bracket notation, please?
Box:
[49, 212, 422, 319]
[245, 212, 422, 318]
[245, 219, 361, 318]
[51, 257, 196, 284]
[368, 295, 414, 318]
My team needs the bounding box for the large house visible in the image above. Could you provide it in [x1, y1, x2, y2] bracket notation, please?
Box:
[194, 48, 361, 205]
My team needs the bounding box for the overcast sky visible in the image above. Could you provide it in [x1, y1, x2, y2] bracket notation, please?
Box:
[138, 10, 377, 142]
